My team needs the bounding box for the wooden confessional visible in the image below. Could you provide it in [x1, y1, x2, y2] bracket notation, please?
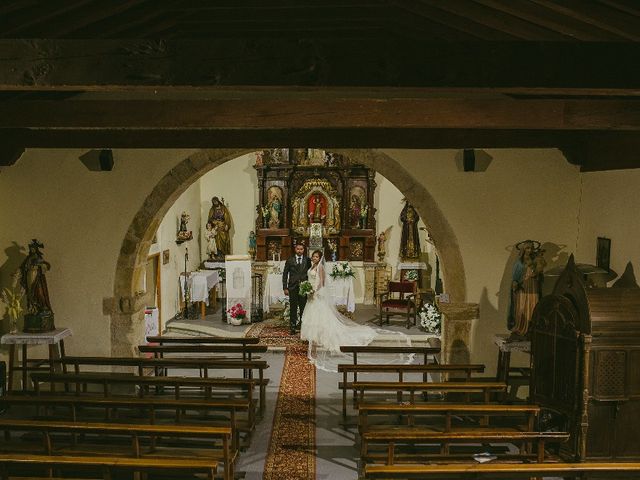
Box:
[530, 255, 640, 461]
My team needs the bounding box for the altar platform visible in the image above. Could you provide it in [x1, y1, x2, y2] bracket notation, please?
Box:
[164, 304, 438, 349]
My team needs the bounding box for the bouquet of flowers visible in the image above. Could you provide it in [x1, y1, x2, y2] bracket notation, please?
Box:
[298, 280, 314, 297]
[227, 303, 247, 325]
[419, 302, 442, 335]
[330, 262, 355, 279]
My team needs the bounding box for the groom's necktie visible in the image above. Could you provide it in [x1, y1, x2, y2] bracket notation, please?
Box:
[297, 256, 301, 265]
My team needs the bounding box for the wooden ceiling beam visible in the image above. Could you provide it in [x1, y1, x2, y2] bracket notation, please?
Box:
[1, 97, 638, 130]
[472, 0, 629, 41]
[597, 0, 640, 18]
[1, 39, 639, 89]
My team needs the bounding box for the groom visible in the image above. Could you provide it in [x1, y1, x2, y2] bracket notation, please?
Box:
[282, 243, 312, 335]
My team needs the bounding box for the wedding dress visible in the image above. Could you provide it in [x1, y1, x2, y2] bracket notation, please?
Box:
[300, 258, 414, 372]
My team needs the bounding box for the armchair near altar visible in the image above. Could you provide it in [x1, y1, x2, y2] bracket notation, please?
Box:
[262, 261, 356, 314]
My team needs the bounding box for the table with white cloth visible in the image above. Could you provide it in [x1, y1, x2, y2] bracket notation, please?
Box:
[179, 270, 220, 318]
[262, 261, 355, 313]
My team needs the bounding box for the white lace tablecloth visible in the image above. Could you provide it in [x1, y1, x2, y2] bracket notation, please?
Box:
[180, 270, 220, 305]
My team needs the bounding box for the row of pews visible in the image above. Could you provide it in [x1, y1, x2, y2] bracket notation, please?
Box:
[0, 336, 269, 480]
[337, 344, 640, 479]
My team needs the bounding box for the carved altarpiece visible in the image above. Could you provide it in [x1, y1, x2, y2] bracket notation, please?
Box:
[254, 149, 376, 262]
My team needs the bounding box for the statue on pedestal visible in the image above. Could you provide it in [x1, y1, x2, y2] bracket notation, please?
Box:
[400, 201, 421, 260]
[208, 196, 232, 259]
[509, 240, 545, 337]
[20, 239, 55, 332]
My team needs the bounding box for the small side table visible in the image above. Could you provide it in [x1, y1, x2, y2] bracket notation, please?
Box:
[1, 328, 72, 392]
[493, 333, 531, 401]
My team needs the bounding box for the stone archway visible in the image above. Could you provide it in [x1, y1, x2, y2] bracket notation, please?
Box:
[111, 148, 466, 357]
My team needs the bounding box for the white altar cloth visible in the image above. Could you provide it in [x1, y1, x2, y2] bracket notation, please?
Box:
[179, 270, 219, 305]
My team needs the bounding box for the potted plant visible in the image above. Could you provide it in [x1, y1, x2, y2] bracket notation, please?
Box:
[227, 303, 247, 326]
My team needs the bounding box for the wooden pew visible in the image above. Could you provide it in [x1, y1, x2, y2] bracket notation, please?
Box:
[137, 344, 267, 362]
[364, 461, 640, 479]
[338, 363, 486, 417]
[358, 403, 540, 432]
[59, 356, 269, 415]
[146, 335, 259, 345]
[0, 394, 249, 450]
[0, 453, 219, 480]
[0, 419, 234, 479]
[31, 372, 259, 429]
[351, 380, 507, 406]
[361, 430, 570, 465]
[339, 346, 440, 367]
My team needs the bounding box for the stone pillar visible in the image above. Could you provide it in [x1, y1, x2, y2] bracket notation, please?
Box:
[439, 302, 479, 366]
[363, 262, 377, 305]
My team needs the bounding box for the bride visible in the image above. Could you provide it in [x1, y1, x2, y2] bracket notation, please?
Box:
[300, 249, 413, 372]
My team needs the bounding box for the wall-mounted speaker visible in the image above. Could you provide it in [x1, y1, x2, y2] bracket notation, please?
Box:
[99, 149, 114, 171]
[463, 149, 476, 172]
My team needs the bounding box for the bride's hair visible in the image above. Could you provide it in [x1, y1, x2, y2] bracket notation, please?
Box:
[311, 249, 323, 259]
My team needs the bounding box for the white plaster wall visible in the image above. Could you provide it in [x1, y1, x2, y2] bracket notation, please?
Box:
[383, 149, 582, 373]
[198, 153, 259, 259]
[576, 168, 640, 284]
[154, 181, 202, 324]
[0, 148, 198, 362]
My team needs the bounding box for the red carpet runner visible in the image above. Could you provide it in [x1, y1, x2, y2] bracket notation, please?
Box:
[263, 343, 316, 480]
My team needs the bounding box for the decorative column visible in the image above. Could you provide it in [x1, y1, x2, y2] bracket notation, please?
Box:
[363, 262, 377, 305]
[439, 302, 479, 366]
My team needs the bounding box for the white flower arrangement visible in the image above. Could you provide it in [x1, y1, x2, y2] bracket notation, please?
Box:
[330, 262, 355, 279]
[419, 302, 442, 335]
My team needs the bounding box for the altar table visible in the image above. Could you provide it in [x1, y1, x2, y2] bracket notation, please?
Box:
[1, 327, 72, 392]
[179, 270, 220, 318]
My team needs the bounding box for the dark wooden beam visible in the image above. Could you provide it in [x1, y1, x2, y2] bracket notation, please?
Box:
[1, 97, 638, 130]
[561, 131, 640, 171]
[1, 39, 639, 88]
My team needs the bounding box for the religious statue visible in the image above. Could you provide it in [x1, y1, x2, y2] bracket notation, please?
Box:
[400, 201, 421, 260]
[204, 222, 218, 261]
[349, 194, 362, 228]
[328, 238, 338, 262]
[308, 193, 326, 223]
[19, 239, 55, 332]
[360, 204, 369, 229]
[248, 231, 257, 260]
[333, 202, 341, 231]
[509, 240, 546, 337]
[267, 188, 283, 229]
[207, 196, 232, 259]
[176, 212, 193, 243]
[377, 231, 387, 262]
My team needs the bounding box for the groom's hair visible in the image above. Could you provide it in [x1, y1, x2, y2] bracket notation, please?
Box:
[312, 249, 323, 258]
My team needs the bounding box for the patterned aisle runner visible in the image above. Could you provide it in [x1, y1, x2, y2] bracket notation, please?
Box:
[263, 343, 316, 480]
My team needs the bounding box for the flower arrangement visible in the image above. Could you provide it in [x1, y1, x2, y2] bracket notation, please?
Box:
[298, 280, 314, 297]
[227, 303, 247, 325]
[405, 269, 419, 282]
[330, 262, 355, 279]
[1, 272, 24, 334]
[419, 302, 442, 335]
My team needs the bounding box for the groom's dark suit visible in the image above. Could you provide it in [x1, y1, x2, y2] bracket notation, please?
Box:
[282, 253, 312, 334]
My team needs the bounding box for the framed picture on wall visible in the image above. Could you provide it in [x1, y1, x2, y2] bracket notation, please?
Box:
[596, 237, 611, 272]
[162, 249, 170, 265]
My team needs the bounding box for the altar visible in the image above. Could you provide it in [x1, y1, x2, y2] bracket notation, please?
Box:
[179, 270, 220, 318]
[262, 261, 356, 313]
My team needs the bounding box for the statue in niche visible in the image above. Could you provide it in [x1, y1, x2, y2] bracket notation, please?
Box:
[400, 201, 421, 260]
[308, 193, 327, 224]
[349, 194, 362, 228]
[204, 222, 218, 261]
[266, 186, 283, 229]
[332, 202, 341, 231]
[360, 204, 369, 229]
[208, 196, 232, 258]
[248, 231, 257, 260]
[20, 239, 55, 332]
[509, 240, 546, 338]
[328, 238, 338, 262]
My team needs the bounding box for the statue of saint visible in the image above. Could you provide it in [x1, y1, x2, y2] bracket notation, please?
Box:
[349, 194, 362, 228]
[20, 239, 55, 332]
[400, 202, 421, 260]
[207, 197, 232, 258]
[248, 231, 257, 260]
[267, 191, 282, 229]
[204, 222, 218, 261]
[377, 231, 387, 262]
[509, 240, 545, 337]
[333, 202, 341, 230]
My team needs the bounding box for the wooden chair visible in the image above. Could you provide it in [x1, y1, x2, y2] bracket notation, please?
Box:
[378, 281, 418, 328]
